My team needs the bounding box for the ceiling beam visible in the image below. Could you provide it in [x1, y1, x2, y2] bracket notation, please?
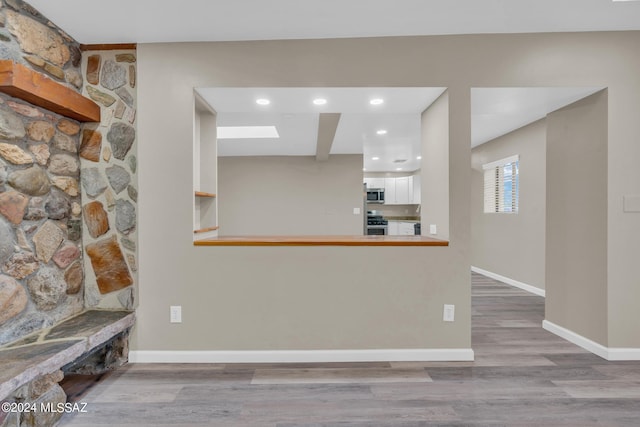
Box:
[315, 113, 341, 162]
[80, 43, 137, 51]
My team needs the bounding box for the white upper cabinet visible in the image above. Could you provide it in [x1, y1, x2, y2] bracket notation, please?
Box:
[383, 176, 416, 205]
[394, 176, 410, 204]
[411, 173, 421, 205]
[384, 177, 397, 204]
[365, 177, 385, 189]
[365, 174, 421, 205]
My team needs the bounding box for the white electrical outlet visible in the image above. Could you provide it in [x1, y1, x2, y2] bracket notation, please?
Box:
[443, 304, 455, 322]
[429, 224, 437, 235]
[170, 306, 182, 323]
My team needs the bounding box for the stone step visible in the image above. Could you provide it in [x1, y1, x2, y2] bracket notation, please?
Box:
[0, 309, 134, 400]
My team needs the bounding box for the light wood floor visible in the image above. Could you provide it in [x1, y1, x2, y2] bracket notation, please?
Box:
[59, 273, 640, 426]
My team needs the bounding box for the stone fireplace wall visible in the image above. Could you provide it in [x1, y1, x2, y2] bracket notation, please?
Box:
[0, 0, 85, 345]
[80, 50, 138, 310]
[0, 0, 82, 91]
[0, 0, 138, 347]
[0, 94, 85, 345]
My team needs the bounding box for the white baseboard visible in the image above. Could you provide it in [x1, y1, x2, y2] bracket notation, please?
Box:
[607, 348, 640, 361]
[542, 320, 608, 359]
[129, 348, 475, 364]
[471, 266, 545, 297]
[542, 320, 640, 361]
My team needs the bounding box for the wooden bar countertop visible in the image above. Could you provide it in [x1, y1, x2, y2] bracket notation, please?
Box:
[194, 235, 448, 247]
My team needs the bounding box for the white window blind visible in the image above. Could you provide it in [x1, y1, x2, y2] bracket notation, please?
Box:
[483, 155, 519, 213]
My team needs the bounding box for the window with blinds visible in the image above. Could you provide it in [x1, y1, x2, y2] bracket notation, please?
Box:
[483, 155, 519, 213]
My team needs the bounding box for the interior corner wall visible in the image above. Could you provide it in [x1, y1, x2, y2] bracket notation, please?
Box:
[471, 119, 546, 290]
[134, 31, 640, 354]
[218, 155, 363, 235]
[545, 90, 608, 346]
[421, 91, 450, 240]
[135, 39, 472, 353]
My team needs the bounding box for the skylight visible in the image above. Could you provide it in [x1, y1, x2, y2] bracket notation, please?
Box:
[217, 126, 279, 139]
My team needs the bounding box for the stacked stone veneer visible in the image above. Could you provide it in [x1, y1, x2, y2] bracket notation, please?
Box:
[0, 3, 136, 424]
[80, 50, 138, 311]
[0, 0, 83, 90]
[0, 95, 85, 345]
[0, 0, 87, 345]
[0, 0, 138, 342]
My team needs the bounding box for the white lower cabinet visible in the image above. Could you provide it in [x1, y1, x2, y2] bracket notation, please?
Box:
[399, 222, 416, 235]
[388, 221, 416, 236]
[388, 221, 399, 235]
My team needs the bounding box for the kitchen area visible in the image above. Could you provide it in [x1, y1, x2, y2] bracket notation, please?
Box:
[194, 86, 443, 238]
[364, 173, 421, 236]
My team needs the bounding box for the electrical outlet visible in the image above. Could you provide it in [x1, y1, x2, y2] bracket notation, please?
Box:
[170, 306, 182, 323]
[443, 304, 455, 322]
[429, 224, 437, 235]
[353, 207, 361, 215]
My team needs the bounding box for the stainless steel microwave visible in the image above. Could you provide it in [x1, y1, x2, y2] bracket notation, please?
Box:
[366, 188, 385, 204]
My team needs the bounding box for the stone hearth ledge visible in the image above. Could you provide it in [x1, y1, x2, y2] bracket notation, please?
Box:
[0, 310, 135, 400]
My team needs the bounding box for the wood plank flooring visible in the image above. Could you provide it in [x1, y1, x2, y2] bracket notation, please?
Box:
[58, 272, 640, 426]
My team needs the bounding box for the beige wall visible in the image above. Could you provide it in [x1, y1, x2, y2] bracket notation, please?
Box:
[421, 91, 450, 240]
[218, 155, 363, 235]
[471, 119, 546, 290]
[135, 31, 640, 353]
[546, 91, 608, 346]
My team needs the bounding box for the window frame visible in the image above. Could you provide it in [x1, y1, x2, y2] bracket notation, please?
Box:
[483, 155, 519, 214]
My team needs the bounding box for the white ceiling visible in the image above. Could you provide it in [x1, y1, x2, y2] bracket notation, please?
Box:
[200, 87, 604, 171]
[471, 87, 604, 147]
[25, 1, 617, 170]
[198, 87, 445, 172]
[197, 87, 602, 172]
[27, 0, 640, 44]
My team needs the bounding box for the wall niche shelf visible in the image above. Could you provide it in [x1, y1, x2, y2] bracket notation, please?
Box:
[195, 191, 216, 198]
[194, 226, 219, 234]
[193, 92, 218, 241]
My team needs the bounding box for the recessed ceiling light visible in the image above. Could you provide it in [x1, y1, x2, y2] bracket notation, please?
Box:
[376, 130, 387, 135]
[362, 168, 367, 171]
[370, 98, 384, 105]
[372, 157, 380, 160]
[256, 98, 270, 106]
[313, 98, 327, 105]
[396, 168, 403, 171]
[416, 156, 422, 160]
[217, 126, 279, 139]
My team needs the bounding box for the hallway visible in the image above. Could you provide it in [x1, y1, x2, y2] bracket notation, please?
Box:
[60, 273, 640, 426]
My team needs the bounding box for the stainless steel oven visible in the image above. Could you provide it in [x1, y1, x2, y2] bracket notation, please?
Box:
[366, 225, 387, 236]
[366, 210, 388, 235]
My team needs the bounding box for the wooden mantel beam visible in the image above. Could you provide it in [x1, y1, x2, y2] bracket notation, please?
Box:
[0, 60, 100, 122]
